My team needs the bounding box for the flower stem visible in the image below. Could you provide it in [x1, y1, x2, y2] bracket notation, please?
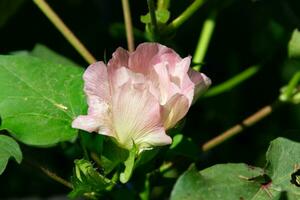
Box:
[33, 0, 96, 64]
[285, 71, 300, 99]
[204, 65, 260, 97]
[157, 0, 170, 10]
[202, 102, 280, 152]
[192, 12, 216, 72]
[121, 0, 135, 52]
[147, 0, 158, 36]
[167, 0, 206, 31]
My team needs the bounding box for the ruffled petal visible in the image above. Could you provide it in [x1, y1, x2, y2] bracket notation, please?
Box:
[162, 94, 189, 129]
[72, 62, 114, 137]
[128, 43, 180, 74]
[83, 61, 110, 103]
[188, 69, 211, 103]
[169, 57, 195, 106]
[72, 115, 100, 133]
[111, 81, 169, 149]
[149, 62, 180, 104]
[107, 47, 129, 70]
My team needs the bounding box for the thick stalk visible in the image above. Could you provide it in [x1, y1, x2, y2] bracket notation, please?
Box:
[192, 12, 216, 72]
[202, 102, 280, 152]
[33, 0, 96, 64]
[121, 0, 135, 52]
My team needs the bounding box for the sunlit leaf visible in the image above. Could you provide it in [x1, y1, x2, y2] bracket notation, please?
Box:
[0, 55, 86, 146]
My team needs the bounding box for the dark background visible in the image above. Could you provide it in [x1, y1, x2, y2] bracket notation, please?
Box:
[0, 0, 300, 198]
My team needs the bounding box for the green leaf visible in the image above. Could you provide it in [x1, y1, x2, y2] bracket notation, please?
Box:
[289, 29, 300, 59]
[140, 9, 170, 24]
[69, 159, 113, 199]
[31, 44, 80, 67]
[0, 55, 86, 146]
[0, 135, 22, 175]
[120, 144, 137, 183]
[171, 137, 300, 200]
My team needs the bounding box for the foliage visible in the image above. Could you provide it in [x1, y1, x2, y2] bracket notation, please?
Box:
[0, 135, 22, 174]
[0, 0, 300, 199]
[171, 138, 300, 200]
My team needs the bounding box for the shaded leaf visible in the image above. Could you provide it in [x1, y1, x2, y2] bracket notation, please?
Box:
[0, 55, 86, 146]
[0, 135, 22, 174]
[171, 137, 300, 200]
[69, 159, 113, 199]
[140, 9, 170, 24]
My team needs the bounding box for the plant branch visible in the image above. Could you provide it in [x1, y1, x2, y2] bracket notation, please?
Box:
[24, 159, 73, 189]
[33, 0, 96, 64]
[204, 65, 260, 97]
[166, 0, 206, 32]
[193, 11, 217, 71]
[202, 102, 280, 152]
[157, 0, 170, 10]
[147, 0, 158, 36]
[121, 0, 135, 52]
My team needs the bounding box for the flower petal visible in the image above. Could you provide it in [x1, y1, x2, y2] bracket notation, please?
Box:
[72, 115, 100, 133]
[111, 81, 170, 149]
[169, 57, 195, 106]
[128, 43, 180, 74]
[107, 47, 129, 69]
[149, 62, 180, 104]
[83, 61, 110, 103]
[162, 94, 189, 129]
[188, 69, 211, 103]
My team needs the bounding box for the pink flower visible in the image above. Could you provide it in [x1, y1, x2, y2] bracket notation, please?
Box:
[72, 43, 211, 150]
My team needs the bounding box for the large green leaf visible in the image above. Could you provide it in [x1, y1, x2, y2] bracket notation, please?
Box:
[171, 137, 300, 200]
[31, 44, 80, 67]
[0, 55, 86, 146]
[0, 135, 22, 174]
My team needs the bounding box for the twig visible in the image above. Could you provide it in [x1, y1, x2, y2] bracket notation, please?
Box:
[192, 12, 216, 72]
[121, 0, 135, 52]
[202, 102, 279, 152]
[39, 166, 73, 189]
[147, 0, 158, 36]
[24, 159, 73, 189]
[204, 65, 260, 97]
[166, 0, 206, 32]
[33, 0, 96, 64]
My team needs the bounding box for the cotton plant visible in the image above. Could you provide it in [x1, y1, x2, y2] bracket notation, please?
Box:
[1, 0, 300, 199]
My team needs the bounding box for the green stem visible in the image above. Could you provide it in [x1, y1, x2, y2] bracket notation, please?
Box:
[147, 0, 158, 36]
[285, 71, 300, 99]
[33, 0, 96, 64]
[79, 132, 89, 160]
[157, 0, 170, 10]
[192, 12, 217, 72]
[167, 0, 206, 31]
[121, 0, 135, 52]
[204, 66, 260, 97]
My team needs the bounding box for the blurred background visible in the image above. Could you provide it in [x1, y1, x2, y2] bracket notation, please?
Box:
[0, 0, 300, 198]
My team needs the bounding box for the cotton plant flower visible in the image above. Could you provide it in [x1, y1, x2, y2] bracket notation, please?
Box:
[72, 43, 211, 151]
